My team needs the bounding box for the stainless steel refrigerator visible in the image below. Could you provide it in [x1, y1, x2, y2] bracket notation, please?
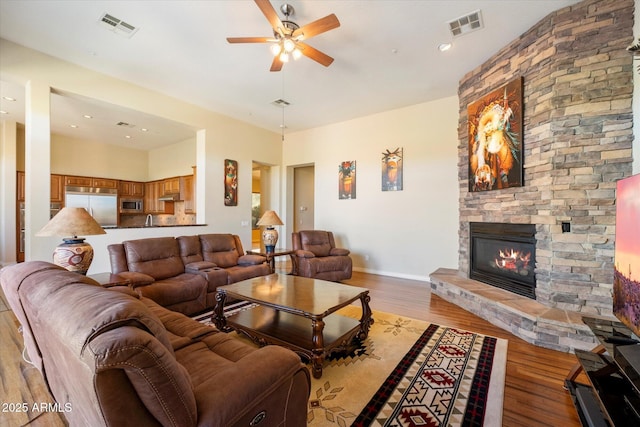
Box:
[65, 186, 118, 228]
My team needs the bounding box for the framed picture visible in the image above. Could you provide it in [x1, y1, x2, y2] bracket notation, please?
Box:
[339, 161, 356, 199]
[468, 77, 523, 192]
[382, 147, 403, 191]
[224, 159, 238, 206]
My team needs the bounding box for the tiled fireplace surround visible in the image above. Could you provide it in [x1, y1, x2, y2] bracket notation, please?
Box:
[430, 0, 634, 352]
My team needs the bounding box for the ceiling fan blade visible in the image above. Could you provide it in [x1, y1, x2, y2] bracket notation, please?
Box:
[270, 55, 284, 72]
[293, 14, 340, 40]
[298, 42, 334, 67]
[226, 37, 273, 44]
[255, 0, 284, 31]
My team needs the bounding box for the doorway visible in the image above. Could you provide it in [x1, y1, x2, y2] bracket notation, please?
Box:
[293, 165, 314, 232]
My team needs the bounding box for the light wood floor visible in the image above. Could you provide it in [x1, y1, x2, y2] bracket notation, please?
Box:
[0, 268, 585, 426]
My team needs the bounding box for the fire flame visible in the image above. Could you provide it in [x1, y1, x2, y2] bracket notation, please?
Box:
[495, 248, 531, 271]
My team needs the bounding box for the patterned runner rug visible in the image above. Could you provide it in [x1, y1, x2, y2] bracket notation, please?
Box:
[195, 304, 507, 427]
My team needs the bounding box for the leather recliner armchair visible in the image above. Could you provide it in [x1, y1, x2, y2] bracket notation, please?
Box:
[292, 230, 352, 281]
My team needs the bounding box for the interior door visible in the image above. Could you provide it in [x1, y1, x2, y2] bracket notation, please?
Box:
[294, 166, 314, 232]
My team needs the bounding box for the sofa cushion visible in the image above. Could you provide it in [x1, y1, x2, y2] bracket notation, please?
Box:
[238, 254, 266, 266]
[178, 235, 204, 265]
[134, 274, 207, 311]
[199, 234, 240, 268]
[124, 237, 185, 280]
[225, 264, 271, 284]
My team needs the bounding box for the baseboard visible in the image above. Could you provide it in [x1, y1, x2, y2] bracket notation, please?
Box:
[352, 267, 430, 283]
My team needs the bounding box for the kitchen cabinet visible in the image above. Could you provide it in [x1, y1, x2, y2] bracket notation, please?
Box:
[144, 181, 174, 214]
[65, 175, 117, 189]
[163, 177, 180, 195]
[50, 174, 64, 203]
[119, 180, 145, 198]
[182, 168, 196, 214]
[17, 172, 64, 203]
[17, 171, 25, 201]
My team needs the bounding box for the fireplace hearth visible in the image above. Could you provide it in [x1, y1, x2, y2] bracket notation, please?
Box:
[469, 222, 536, 299]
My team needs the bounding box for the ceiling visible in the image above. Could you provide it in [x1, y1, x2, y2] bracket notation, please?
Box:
[0, 0, 581, 150]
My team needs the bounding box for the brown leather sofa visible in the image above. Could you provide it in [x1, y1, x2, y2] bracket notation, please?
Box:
[0, 261, 310, 427]
[108, 234, 270, 315]
[292, 230, 353, 281]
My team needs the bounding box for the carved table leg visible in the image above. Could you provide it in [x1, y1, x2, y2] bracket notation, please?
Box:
[311, 318, 326, 378]
[212, 292, 232, 332]
[358, 291, 374, 340]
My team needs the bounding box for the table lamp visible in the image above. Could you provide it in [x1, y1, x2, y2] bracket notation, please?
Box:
[35, 207, 106, 275]
[256, 210, 283, 253]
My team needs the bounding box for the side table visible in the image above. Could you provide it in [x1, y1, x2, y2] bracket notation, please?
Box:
[88, 272, 130, 288]
[247, 247, 295, 274]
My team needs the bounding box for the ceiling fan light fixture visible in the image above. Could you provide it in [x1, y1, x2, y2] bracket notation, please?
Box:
[270, 43, 282, 56]
[292, 48, 302, 60]
[279, 52, 290, 63]
[283, 38, 296, 53]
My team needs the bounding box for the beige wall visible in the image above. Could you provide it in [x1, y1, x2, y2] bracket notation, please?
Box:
[148, 137, 196, 180]
[283, 96, 460, 280]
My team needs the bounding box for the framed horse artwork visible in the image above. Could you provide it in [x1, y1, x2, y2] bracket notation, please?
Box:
[468, 77, 524, 192]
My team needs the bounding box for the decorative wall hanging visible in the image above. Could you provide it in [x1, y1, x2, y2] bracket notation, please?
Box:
[338, 161, 356, 199]
[224, 159, 238, 206]
[382, 147, 403, 191]
[468, 76, 523, 192]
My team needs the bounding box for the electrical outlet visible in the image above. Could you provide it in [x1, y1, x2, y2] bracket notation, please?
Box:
[241, 220, 249, 227]
[364, 254, 370, 261]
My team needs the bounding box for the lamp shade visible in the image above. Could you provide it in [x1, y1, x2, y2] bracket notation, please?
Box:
[256, 210, 283, 227]
[36, 207, 106, 275]
[36, 207, 106, 238]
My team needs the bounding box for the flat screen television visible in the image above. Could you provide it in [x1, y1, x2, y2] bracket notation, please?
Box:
[613, 172, 640, 338]
[613, 173, 640, 395]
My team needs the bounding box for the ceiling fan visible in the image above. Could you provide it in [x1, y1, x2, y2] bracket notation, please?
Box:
[227, 0, 340, 72]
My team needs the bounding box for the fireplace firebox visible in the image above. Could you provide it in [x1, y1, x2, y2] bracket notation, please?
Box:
[469, 222, 536, 299]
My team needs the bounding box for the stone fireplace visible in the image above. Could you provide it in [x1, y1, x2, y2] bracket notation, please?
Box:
[469, 222, 536, 299]
[431, 0, 634, 353]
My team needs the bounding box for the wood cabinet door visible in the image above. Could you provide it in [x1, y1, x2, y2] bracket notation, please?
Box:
[65, 175, 92, 187]
[17, 171, 25, 201]
[50, 174, 64, 203]
[163, 177, 180, 194]
[92, 178, 118, 189]
[182, 175, 195, 213]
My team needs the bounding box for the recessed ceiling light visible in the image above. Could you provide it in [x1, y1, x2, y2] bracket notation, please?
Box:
[0, 110, 8, 115]
[83, 114, 93, 119]
[438, 43, 452, 52]
[2, 96, 16, 101]
[125, 135, 132, 139]
[141, 128, 148, 132]
[69, 124, 79, 128]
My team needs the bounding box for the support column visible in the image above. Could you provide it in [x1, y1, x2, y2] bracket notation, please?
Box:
[24, 80, 51, 261]
[0, 120, 18, 265]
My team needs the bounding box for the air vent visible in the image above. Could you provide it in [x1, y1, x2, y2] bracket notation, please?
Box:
[271, 99, 290, 107]
[447, 10, 483, 37]
[99, 13, 139, 38]
[116, 121, 135, 128]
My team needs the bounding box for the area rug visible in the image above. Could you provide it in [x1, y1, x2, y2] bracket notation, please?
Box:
[194, 303, 507, 427]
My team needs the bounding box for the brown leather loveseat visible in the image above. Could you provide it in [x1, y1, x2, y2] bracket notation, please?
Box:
[0, 261, 310, 427]
[108, 234, 270, 315]
[292, 230, 353, 281]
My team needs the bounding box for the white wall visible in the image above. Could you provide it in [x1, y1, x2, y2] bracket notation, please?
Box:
[49, 134, 149, 181]
[283, 96, 460, 281]
[148, 137, 196, 180]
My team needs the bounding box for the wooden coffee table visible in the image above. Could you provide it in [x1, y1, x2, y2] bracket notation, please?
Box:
[213, 274, 372, 378]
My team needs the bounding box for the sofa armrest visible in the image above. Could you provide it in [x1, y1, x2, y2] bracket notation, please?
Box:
[330, 248, 350, 256]
[185, 261, 218, 273]
[237, 254, 266, 266]
[116, 271, 155, 288]
[295, 250, 316, 258]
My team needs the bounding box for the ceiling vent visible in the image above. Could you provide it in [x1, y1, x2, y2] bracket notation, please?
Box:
[116, 121, 135, 128]
[447, 10, 483, 37]
[99, 13, 139, 38]
[271, 99, 290, 108]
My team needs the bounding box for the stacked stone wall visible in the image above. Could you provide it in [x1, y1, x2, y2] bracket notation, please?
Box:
[458, 0, 634, 315]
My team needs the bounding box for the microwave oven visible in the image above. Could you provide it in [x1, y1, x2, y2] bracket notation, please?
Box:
[120, 199, 143, 213]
